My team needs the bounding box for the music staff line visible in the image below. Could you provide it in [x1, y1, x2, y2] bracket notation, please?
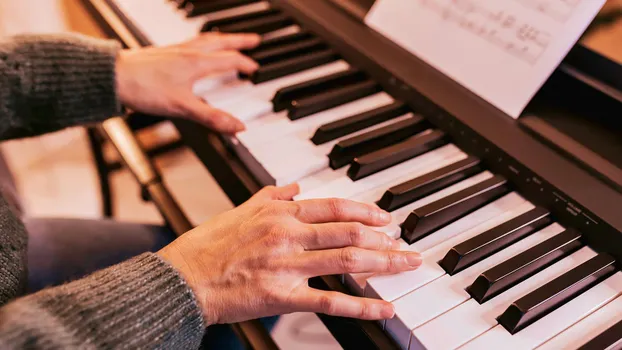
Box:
[417, 0, 554, 64]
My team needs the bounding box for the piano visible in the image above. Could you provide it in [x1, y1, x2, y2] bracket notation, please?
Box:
[81, 0, 622, 349]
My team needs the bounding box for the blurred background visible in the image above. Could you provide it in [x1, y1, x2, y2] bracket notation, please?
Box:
[0, 0, 619, 348]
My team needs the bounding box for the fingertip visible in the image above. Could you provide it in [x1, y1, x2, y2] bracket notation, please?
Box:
[246, 33, 262, 47]
[381, 302, 395, 319]
[378, 209, 392, 224]
[406, 252, 422, 268]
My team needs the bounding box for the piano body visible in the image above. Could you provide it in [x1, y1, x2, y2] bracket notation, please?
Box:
[81, 0, 622, 349]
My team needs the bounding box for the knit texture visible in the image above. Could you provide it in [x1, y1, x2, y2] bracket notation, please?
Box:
[0, 34, 205, 348]
[0, 33, 121, 139]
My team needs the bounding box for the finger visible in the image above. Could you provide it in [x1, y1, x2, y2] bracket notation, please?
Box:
[293, 288, 395, 320]
[291, 198, 391, 226]
[194, 33, 262, 51]
[182, 98, 246, 133]
[196, 51, 259, 76]
[252, 183, 300, 201]
[295, 247, 422, 276]
[300, 223, 400, 251]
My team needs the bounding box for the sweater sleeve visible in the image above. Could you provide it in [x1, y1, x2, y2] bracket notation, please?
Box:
[0, 33, 122, 140]
[0, 253, 205, 349]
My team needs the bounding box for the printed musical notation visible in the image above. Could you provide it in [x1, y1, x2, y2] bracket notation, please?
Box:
[365, 0, 605, 117]
[514, 0, 581, 22]
[417, 0, 554, 64]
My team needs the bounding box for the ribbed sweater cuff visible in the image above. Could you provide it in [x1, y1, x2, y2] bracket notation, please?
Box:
[2, 33, 122, 131]
[13, 253, 205, 349]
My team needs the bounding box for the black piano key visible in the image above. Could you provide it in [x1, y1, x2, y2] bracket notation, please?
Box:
[578, 318, 622, 350]
[348, 130, 448, 181]
[217, 12, 294, 34]
[328, 115, 430, 169]
[498, 253, 617, 335]
[468, 229, 583, 304]
[288, 80, 381, 120]
[439, 206, 552, 275]
[202, 8, 280, 32]
[186, 0, 260, 18]
[245, 49, 340, 84]
[311, 102, 409, 145]
[401, 175, 510, 244]
[250, 37, 327, 66]
[272, 69, 366, 112]
[244, 32, 312, 56]
[376, 155, 482, 211]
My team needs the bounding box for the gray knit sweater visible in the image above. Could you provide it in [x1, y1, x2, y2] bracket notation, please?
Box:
[0, 34, 204, 349]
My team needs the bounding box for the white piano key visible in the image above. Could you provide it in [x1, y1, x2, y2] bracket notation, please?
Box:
[114, 0, 205, 46]
[203, 2, 272, 23]
[364, 193, 530, 302]
[344, 272, 375, 296]
[462, 272, 622, 350]
[344, 240, 408, 296]
[239, 92, 395, 146]
[410, 247, 597, 350]
[295, 144, 465, 200]
[537, 294, 622, 350]
[193, 71, 239, 96]
[114, 0, 271, 47]
[386, 223, 564, 350]
[209, 96, 274, 122]
[247, 115, 418, 186]
[205, 60, 351, 105]
[261, 25, 302, 41]
[387, 171, 494, 238]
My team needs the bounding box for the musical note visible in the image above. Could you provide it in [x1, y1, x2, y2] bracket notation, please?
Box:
[514, 0, 581, 22]
[412, 0, 556, 64]
[365, 0, 605, 117]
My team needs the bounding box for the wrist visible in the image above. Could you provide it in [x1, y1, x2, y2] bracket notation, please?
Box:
[158, 244, 219, 326]
[114, 50, 133, 109]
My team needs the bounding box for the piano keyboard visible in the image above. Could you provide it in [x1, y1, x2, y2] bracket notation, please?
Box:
[105, 1, 622, 349]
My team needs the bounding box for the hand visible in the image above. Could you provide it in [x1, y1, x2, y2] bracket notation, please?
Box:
[115, 33, 261, 134]
[158, 184, 423, 325]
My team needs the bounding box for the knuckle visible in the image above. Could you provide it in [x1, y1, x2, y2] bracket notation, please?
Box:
[305, 225, 322, 247]
[319, 295, 337, 315]
[386, 252, 402, 271]
[340, 248, 362, 271]
[260, 185, 277, 197]
[288, 201, 303, 219]
[359, 302, 370, 319]
[328, 198, 347, 218]
[348, 223, 366, 246]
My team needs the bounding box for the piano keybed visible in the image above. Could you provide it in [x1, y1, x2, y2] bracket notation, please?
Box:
[88, 0, 622, 349]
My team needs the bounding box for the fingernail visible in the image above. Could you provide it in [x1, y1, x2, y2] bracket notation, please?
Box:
[381, 303, 395, 319]
[406, 252, 422, 267]
[379, 210, 391, 223]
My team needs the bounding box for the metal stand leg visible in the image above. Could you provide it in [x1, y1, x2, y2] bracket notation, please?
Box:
[87, 127, 113, 217]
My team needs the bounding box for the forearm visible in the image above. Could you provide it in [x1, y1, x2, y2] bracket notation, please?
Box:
[0, 33, 122, 140]
[0, 253, 205, 349]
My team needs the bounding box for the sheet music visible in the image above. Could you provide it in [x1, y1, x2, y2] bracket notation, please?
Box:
[365, 0, 606, 118]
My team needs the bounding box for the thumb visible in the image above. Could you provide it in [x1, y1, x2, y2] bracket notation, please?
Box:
[252, 183, 300, 202]
[183, 97, 246, 134]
